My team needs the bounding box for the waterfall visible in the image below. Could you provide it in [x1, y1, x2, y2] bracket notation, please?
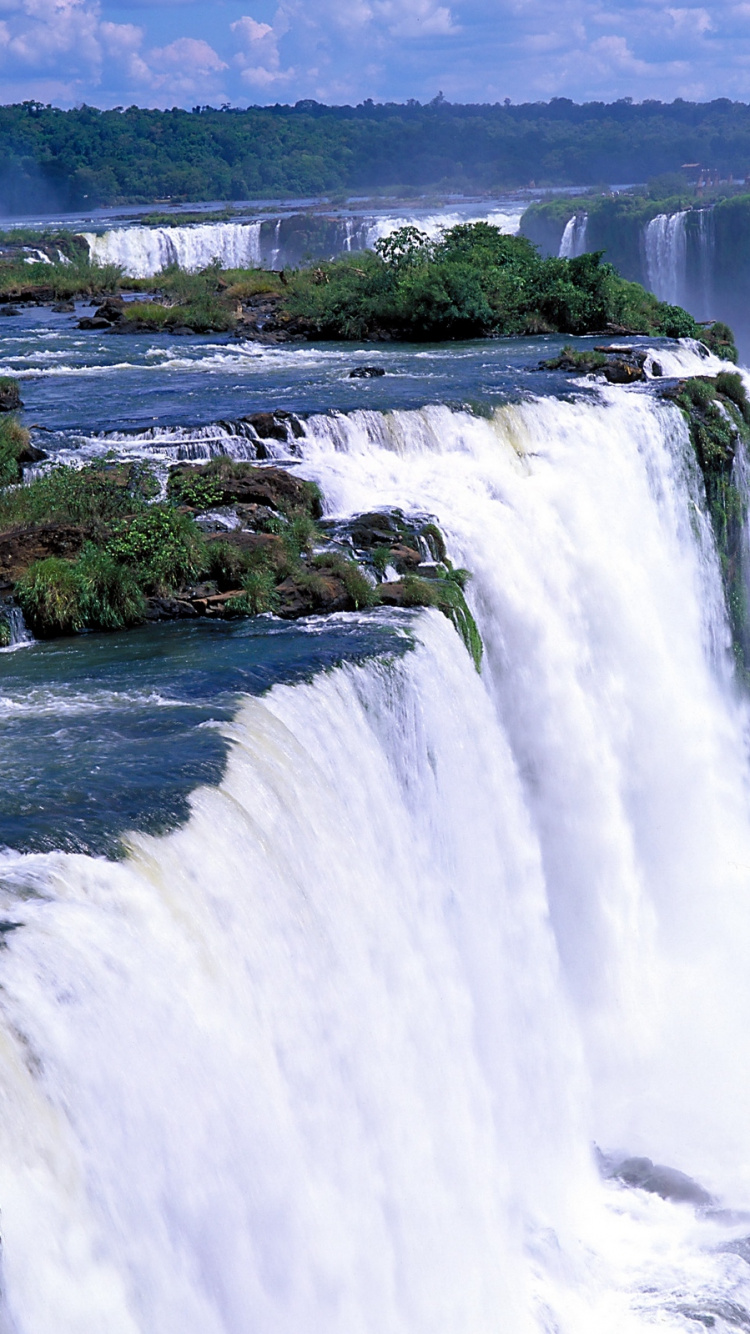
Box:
[82, 222, 263, 278]
[4, 390, 750, 1329]
[1, 605, 32, 648]
[645, 211, 688, 305]
[696, 208, 715, 320]
[558, 213, 588, 258]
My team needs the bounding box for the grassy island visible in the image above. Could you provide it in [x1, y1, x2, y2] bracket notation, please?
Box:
[0, 221, 729, 348]
[0, 444, 483, 669]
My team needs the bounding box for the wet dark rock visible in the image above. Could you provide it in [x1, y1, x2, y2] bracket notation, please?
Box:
[171, 460, 321, 518]
[651, 360, 663, 377]
[243, 410, 304, 441]
[601, 1153, 714, 1206]
[77, 316, 114, 330]
[0, 306, 19, 317]
[51, 301, 75, 313]
[0, 380, 22, 411]
[16, 440, 46, 466]
[0, 522, 90, 592]
[602, 359, 645, 385]
[171, 325, 196, 336]
[204, 530, 286, 567]
[145, 596, 198, 621]
[275, 569, 352, 618]
[348, 366, 386, 378]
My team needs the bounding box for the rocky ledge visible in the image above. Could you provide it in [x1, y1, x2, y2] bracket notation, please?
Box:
[0, 450, 483, 670]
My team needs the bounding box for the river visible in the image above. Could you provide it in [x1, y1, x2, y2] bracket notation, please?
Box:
[0, 306, 748, 1332]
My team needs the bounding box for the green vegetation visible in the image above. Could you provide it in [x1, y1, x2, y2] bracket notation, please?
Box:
[397, 566, 483, 670]
[283, 222, 705, 340]
[0, 253, 121, 300]
[674, 373, 750, 675]
[1, 453, 482, 667]
[0, 414, 31, 485]
[6, 99, 750, 209]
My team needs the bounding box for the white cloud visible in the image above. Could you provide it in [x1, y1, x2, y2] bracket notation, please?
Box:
[231, 12, 294, 87]
[375, 0, 458, 37]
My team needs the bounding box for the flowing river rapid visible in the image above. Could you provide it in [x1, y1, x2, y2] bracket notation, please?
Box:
[1, 312, 750, 1331]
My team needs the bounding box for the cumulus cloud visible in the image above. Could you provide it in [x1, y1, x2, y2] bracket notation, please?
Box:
[0, 0, 747, 108]
[231, 12, 294, 87]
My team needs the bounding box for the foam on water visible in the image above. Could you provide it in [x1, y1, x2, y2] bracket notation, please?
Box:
[1, 386, 750, 1329]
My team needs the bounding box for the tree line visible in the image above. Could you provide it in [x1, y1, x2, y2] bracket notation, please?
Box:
[4, 98, 750, 212]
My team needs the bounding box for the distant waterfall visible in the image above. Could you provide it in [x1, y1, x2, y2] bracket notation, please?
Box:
[558, 213, 588, 258]
[83, 222, 263, 278]
[696, 208, 715, 321]
[645, 212, 688, 305]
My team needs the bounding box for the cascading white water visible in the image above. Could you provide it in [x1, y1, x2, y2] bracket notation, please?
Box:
[366, 206, 523, 247]
[645, 212, 688, 305]
[4, 387, 750, 1330]
[83, 222, 263, 278]
[558, 213, 588, 258]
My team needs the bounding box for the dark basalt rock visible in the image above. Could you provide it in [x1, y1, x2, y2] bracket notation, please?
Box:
[602, 359, 645, 384]
[348, 366, 386, 378]
[0, 307, 19, 317]
[243, 410, 304, 441]
[51, 301, 75, 313]
[0, 381, 22, 411]
[600, 1152, 714, 1207]
[171, 461, 321, 518]
[0, 522, 90, 591]
[145, 596, 198, 621]
[77, 316, 114, 330]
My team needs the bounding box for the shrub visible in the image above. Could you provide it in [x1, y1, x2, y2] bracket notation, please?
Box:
[227, 567, 278, 614]
[205, 538, 249, 588]
[106, 506, 205, 592]
[311, 552, 377, 608]
[658, 304, 700, 339]
[170, 471, 223, 511]
[715, 371, 750, 424]
[16, 557, 83, 636]
[75, 544, 145, 630]
[0, 416, 30, 486]
[0, 459, 156, 530]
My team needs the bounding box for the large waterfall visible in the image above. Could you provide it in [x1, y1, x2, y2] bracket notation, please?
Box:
[83, 222, 263, 276]
[644, 212, 688, 305]
[81, 206, 524, 278]
[3, 382, 750, 1331]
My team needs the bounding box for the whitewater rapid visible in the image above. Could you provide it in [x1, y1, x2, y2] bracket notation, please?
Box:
[3, 381, 750, 1330]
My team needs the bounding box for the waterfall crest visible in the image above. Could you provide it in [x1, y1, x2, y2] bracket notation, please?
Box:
[3, 390, 750, 1329]
[83, 222, 263, 277]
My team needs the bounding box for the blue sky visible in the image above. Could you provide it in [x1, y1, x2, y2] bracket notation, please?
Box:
[0, 0, 745, 109]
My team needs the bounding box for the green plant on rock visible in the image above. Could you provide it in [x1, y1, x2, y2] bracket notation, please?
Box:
[205, 538, 249, 589]
[16, 557, 83, 637]
[170, 472, 223, 511]
[0, 416, 30, 486]
[311, 551, 377, 608]
[105, 505, 205, 593]
[75, 544, 145, 630]
[397, 569, 483, 671]
[0, 615, 10, 648]
[227, 566, 279, 614]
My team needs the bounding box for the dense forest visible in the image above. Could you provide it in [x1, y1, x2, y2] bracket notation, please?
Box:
[5, 98, 750, 212]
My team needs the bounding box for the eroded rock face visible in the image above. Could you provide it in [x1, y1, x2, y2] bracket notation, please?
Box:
[0, 523, 89, 592]
[170, 460, 321, 518]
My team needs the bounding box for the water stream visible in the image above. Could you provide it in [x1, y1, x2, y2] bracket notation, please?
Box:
[0, 319, 748, 1329]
